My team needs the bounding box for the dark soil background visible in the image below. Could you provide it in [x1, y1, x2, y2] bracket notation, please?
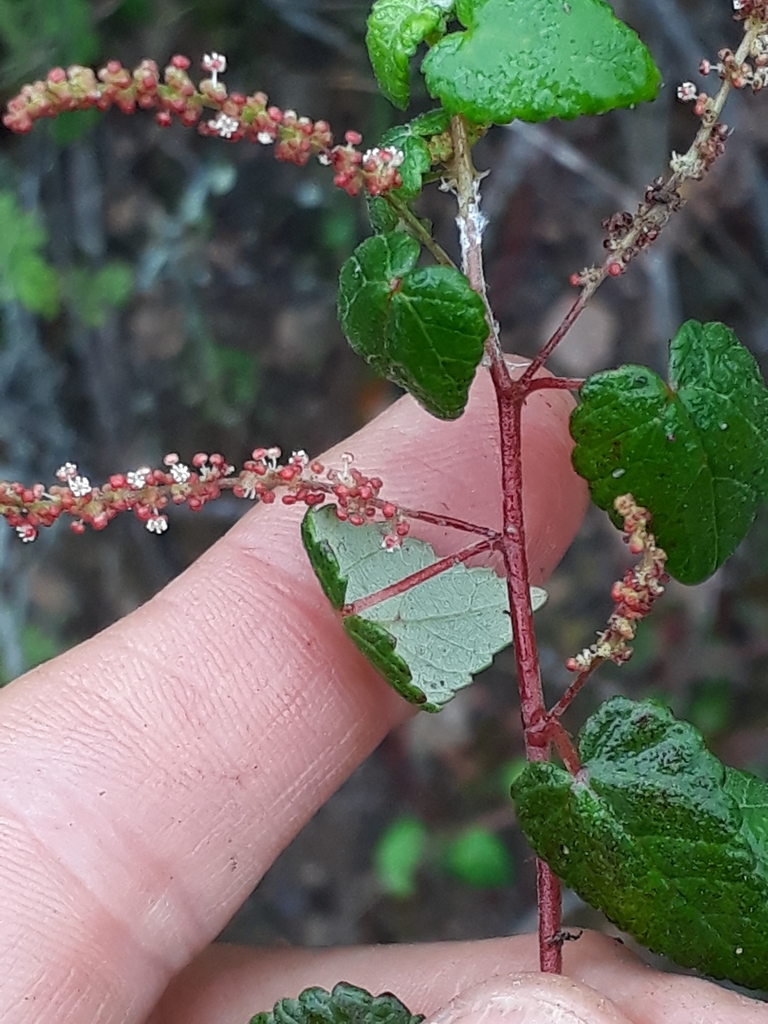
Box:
[2, 0, 768, 985]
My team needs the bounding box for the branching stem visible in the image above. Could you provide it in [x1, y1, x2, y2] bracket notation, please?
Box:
[520, 12, 762, 384]
[452, 112, 562, 974]
[387, 195, 456, 268]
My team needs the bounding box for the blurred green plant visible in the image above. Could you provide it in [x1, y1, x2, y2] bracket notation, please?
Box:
[0, 190, 59, 319]
[374, 815, 514, 896]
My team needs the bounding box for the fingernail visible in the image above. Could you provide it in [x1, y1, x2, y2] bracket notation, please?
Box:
[426, 976, 629, 1024]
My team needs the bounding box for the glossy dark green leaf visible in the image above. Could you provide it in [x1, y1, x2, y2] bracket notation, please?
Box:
[367, 196, 400, 234]
[366, 0, 453, 108]
[379, 110, 450, 200]
[571, 320, 768, 585]
[512, 696, 768, 990]
[421, 0, 661, 125]
[337, 232, 488, 419]
[250, 982, 424, 1024]
[302, 506, 547, 711]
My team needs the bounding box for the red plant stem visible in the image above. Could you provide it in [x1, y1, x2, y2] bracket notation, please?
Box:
[341, 537, 497, 616]
[392, 504, 500, 540]
[491, 368, 563, 974]
[518, 293, 586, 389]
[452, 111, 563, 974]
[537, 862, 563, 971]
[527, 376, 585, 393]
[549, 662, 603, 721]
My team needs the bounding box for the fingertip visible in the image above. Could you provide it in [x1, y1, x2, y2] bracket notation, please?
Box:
[425, 975, 633, 1024]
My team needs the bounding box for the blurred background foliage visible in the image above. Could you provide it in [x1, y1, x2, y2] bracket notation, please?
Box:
[2, 0, 768, 975]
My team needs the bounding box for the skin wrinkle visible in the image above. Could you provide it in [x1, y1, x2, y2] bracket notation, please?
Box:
[0, 808, 167, 1019]
[0, 372, 587, 1024]
[0, 759, 205, 972]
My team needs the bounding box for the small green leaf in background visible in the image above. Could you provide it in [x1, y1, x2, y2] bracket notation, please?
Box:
[65, 261, 134, 328]
[0, 191, 59, 318]
[374, 816, 428, 897]
[302, 505, 547, 711]
[338, 231, 488, 419]
[366, 0, 453, 109]
[444, 826, 514, 888]
[250, 982, 424, 1024]
[571, 320, 768, 585]
[421, 0, 661, 126]
[512, 696, 768, 991]
[49, 106, 102, 146]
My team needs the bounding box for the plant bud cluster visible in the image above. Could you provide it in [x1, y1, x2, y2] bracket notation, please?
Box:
[2, 55, 403, 198]
[0, 450, 410, 547]
[566, 494, 668, 673]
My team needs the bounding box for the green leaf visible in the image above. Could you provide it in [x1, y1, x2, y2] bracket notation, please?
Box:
[366, 0, 453, 108]
[250, 982, 424, 1024]
[380, 129, 431, 201]
[0, 191, 59, 318]
[570, 320, 768, 585]
[367, 196, 401, 234]
[338, 232, 488, 420]
[65, 261, 134, 328]
[380, 109, 451, 201]
[302, 505, 547, 711]
[512, 696, 768, 991]
[49, 106, 101, 146]
[10, 253, 59, 319]
[374, 816, 429, 896]
[444, 826, 514, 887]
[421, 0, 661, 126]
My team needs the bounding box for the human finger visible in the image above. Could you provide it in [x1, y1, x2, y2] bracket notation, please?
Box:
[147, 932, 768, 1024]
[0, 367, 586, 1024]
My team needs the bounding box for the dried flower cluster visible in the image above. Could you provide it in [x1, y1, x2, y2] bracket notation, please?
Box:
[569, 3, 768, 289]
[2, 54, 404, 198]
[565, 494, 668, 673]
[0, 450, 411, 548]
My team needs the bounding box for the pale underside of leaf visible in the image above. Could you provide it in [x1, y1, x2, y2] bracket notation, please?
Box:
[303, 506, 546, 711]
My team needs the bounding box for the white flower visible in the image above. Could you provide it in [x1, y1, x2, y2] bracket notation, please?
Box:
[56, 462, 78, 482]
[170, 462, 190, 484]
[208, 113, 239, 139]
[317, 152, 331, 166]
[146, 514, 168, 534]
[257, 131, 275, 145]
[201, 52, 227, 86]
[15, 524, 37, 543]
[127, 469, 149, 489]
[676, 81, 698, 102]
[202, 52, 227, 73]
[68, 475, 92, 498]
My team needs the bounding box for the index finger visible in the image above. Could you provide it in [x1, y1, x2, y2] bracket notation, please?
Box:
[0, 368, 586, 1024]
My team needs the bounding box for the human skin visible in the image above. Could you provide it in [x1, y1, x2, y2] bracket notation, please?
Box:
[0, 368, 765, 1024]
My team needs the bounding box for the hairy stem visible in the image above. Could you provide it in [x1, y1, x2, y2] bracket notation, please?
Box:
[450, 115, 511, 384]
